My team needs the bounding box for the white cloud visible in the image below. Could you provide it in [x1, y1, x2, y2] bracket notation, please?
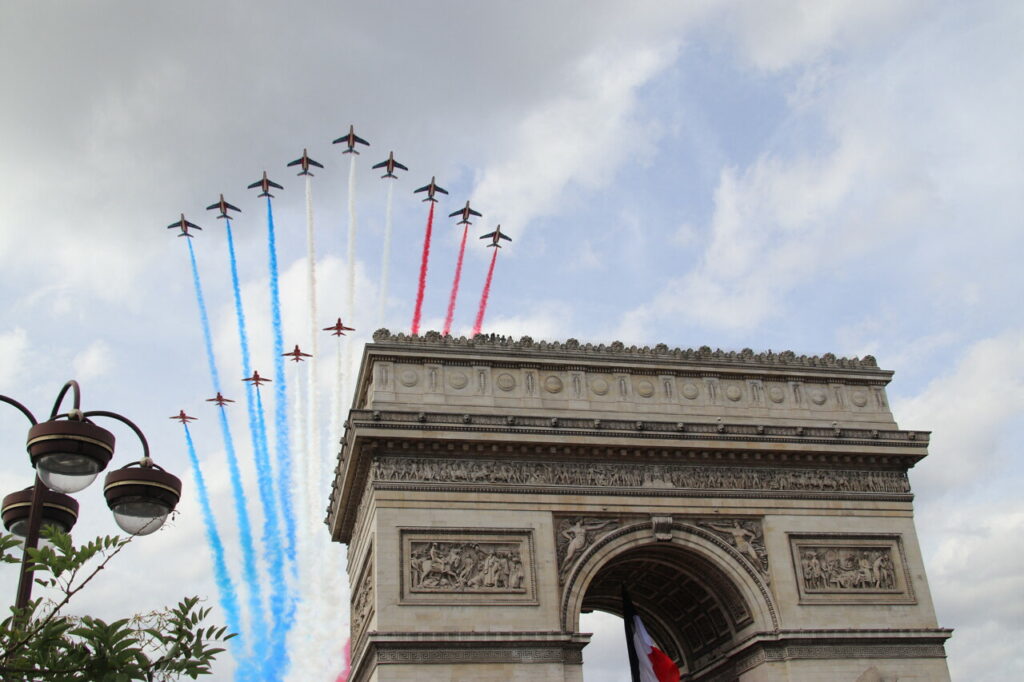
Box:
[919, 498, 1024, 681]
[893, 331, 1024, 495]
[472, 44, 678, 241]
[0, 328, 29, 386]
[722, 0, 923, 72]
[72, 340, 113, 381]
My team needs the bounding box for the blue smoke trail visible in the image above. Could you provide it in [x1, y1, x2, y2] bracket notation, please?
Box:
[256, 387, 292, 678]
[181, 423, 248, 680]
[265, 197, 296, 566]
[223, 219, 269, 662]
[184, 239, 254, 679]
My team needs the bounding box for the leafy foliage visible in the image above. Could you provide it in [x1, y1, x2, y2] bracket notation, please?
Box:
[0, 528, 233, 681]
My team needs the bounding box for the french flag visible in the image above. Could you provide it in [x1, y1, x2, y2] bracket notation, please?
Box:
[622, 587, 681, 682]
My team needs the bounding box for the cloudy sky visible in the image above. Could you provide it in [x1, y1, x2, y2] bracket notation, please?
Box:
[1, 1, 1021, 679]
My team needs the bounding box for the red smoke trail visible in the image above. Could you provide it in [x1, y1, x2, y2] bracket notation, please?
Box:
[472, 248, 499, 336]
[334, 638, 351, 682]
[410, 202, 435, 334]
[442, 224, 469, 335]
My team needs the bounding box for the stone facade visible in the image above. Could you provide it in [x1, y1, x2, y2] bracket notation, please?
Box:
[327, 332, 951, 681]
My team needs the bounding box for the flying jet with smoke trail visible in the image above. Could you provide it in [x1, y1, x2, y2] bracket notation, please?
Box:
[205, 194, 241, 220]
[480, 225, 512, 248]
[414, 177, 448, 202]
[333, 124, 370, 154]
[169, 410, 197, 423]
[282, 345, 312, 363]
[372, 151, 408, 179]
[450, 201, 482, 225]
[323, 318, 355, 337]
[206, 392, 234, 407]
[167, 214, 202, 238]
[247, 171, 284, 198]
[287, 148, 324, 176]
[243, 370, 271, 387]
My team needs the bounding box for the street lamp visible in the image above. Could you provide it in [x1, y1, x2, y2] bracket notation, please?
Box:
[0, 380, 182, 610]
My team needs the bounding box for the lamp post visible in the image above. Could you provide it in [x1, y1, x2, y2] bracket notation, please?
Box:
[0, 380, 182, 611]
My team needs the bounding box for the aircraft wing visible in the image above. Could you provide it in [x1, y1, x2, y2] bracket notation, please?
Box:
[480, 231, 496, 240]
[186, 220, 201, 230]
[269, 179, 284, 189]
[500, 232, 512, 241]
[310, 158, 324, 168]
[435, 186, 449, 195]
[226, 201, 241, 212]
[287, 158, 301, 167]
[414, 184, 430, 193]
[469, 207, 482, 217]
[247, 180, 261, 189]
[353, 134, 369, 146]
[205, 202, 219, 210]
[371, 160, 387, 169]
[394, 160, 409, 171]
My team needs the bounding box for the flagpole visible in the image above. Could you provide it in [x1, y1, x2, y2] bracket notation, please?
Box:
[621, 585, 642, 682]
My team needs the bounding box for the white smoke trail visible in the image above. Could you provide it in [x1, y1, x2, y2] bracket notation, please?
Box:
[377, 181, 395, 326]
[305, 175, 321, 536]
[346, 154, 358, 321]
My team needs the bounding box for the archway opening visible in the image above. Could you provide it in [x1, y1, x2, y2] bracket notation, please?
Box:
[579, 542, 754, 678]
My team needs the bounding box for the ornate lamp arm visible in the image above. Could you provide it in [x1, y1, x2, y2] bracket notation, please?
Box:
[0, 395, 38, 426]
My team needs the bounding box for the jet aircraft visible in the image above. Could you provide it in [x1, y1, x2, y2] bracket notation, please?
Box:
[449, 201, 482, 225]
[247, 171, 284, 198]
[167, 214, 202, 238]
[287, 148, 324, 176]
[480, 225, 512, 248]
[206, 392, 234, 407]
[323, 318, 355, 337]
[283, 345, 312, 362]
[243, 370, 271, 387]
[170, 410, 197, 424]
[414, 177, 448, 202]
[332, 125, 370, 154]
[372, 152, 408, 179]
[205, 194, 241, 220]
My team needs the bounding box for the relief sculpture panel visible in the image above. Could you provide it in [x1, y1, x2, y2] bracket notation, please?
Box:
[400, 529, 537, 605]
[554, 517, 622, 583]
[789, 534, 915, 604]
[372, 456, 910, 496]
[697, 519, 770, 582]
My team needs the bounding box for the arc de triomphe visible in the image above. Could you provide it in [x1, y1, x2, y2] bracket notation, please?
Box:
[327, 331, 951, 681]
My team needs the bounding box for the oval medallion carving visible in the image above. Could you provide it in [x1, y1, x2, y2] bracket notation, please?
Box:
[399, 370, 419, 387]
[851, 390, 868, 407]
[590, 378, 609, 396]
[725, 385, 742, 402]
[809, 389, 828, 405]
[496, 373, 516, 392]
[682, 383, 700, 400]
[768, 386, 785, 403]
[448, 371, 468, 390]
[637, 380, 655, 398]
[543, 376, 564, 394]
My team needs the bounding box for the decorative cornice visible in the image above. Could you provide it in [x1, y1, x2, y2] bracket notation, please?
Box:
[348, 408, 929, 448]
[372, 328, 883, 371]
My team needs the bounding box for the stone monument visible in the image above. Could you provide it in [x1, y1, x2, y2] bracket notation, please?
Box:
[326, 331, 951, 681]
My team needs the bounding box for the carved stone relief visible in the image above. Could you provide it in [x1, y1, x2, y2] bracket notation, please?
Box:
[371, 456, 911, 496]
[697, 519, 770, 580]
[351, 548, 374, 641]
[800, 546, 896, 591]
[554, 517, 621, 582]
[409, 540, 526, 592]
[789, 534, 915, 604]
[400, 529, 537, 605]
